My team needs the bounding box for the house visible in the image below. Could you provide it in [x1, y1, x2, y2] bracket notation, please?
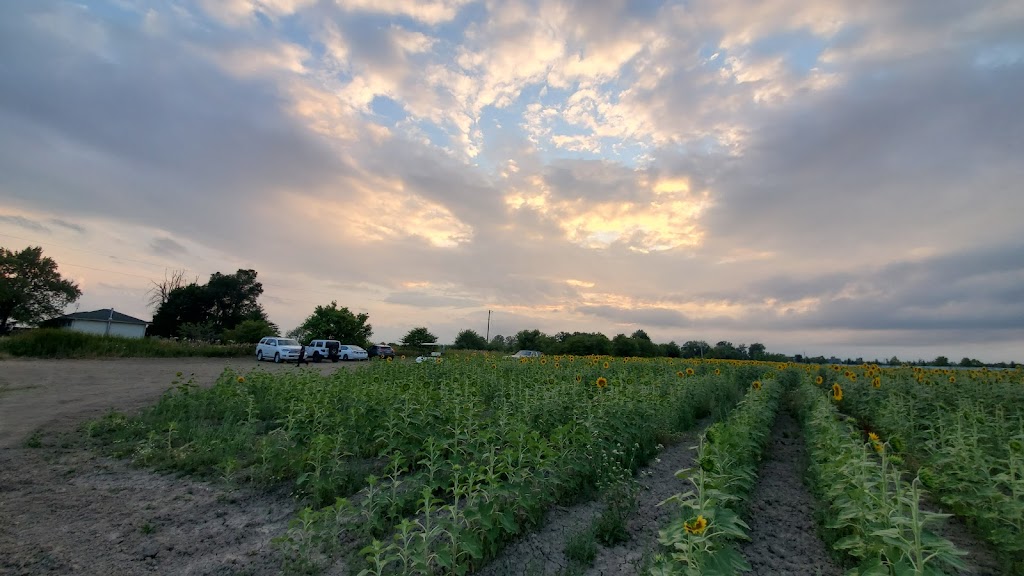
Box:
[46, 308, 149, 339]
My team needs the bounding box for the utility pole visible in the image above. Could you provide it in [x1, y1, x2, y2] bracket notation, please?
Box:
[486, 309, 491, 342]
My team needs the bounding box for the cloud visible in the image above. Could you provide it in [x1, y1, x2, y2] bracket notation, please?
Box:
[0, 213, 49, 233]
[1, 0, 1022, 362]
[149, 237, 189, 257]
[49, 218, 86, 234]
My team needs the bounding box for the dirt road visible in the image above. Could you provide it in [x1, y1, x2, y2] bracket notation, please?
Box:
[0, 358, 356, 576]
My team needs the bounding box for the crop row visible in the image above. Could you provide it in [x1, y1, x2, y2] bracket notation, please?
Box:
[825, 365, 1024, 573]
[794, 377, 966, 575]
[652, 371, 787, 575]
[87, 355, 759, 574]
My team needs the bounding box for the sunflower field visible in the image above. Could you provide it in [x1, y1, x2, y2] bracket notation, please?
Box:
[84, 356, 1023, 575]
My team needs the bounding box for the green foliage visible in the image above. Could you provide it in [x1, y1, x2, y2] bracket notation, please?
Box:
[223, 318, 279, 343]
[836, 365, 1024, 573]
[149, 269, 269, 338]
[0, 328, 251, 358]
[292, 301, 372, 345]
[793, 375, 967, 575]
[653, 376, 784, 575]
[611, 334, 639, 357]
[565, 526, 598, 566]
[557, 332, 612, 356]
[0, 245, 82, 333]
[401, 326, 437, 348]
[452, 329, 488, 350]
[86, 355, 751, 574]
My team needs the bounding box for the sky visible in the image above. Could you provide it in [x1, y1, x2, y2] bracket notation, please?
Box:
[1, 0, 1023, 363]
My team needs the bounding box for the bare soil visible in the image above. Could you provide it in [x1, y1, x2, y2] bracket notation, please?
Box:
[740, 411, 842, 576]
[0, 357, 356, 576]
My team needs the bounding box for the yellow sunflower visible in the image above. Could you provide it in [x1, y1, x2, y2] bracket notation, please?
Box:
[752, 380, 762, 390]
[832, 383, 843, 401]
[575, 374, 583, 383]
[236, 376, 245, 383]
[596, 376, 608, 388]
[684, 515, 708, 535]
[676, 370, 684, 378]
[815, 375, 824, 385]
[686, 368, 695, 376]
[872, 377, 881, 389]
[868, 432, 880, 443]
[948, 375, 956, 383]
[714, 369, 721, 375]
[603, 361, 610, 369]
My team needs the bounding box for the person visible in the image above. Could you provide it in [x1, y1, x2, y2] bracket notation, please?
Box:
[296, 344, 307, 366]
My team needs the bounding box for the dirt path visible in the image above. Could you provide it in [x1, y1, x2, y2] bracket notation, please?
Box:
[739, 410, 842, 576]
[0, 357, 358, 576]
[478, 422, 711, 576]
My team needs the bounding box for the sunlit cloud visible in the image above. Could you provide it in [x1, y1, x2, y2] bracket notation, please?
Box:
[1, 0, 1022, 362]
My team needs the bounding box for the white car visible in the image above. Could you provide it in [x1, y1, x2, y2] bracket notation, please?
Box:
[505, 350, 543, 359]
[338, 344, 368, 361]
[256, 337, 302, 363]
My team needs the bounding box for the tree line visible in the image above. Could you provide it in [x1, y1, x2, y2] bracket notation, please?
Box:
[1, 245, 1018, 366]
[450, 327, 787, 360]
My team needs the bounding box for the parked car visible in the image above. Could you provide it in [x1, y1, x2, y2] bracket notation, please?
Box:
[415, 343, 446, 363]
[305, 339, 341, 362]
[256, 337, 302, 363]
[338, 344, 368, 361]
[366, 344, 396, 359]
[505, 349, 543, 359]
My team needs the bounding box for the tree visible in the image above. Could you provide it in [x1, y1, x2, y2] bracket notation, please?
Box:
[611, 333, 639, 357]
[205, 269, 265, 332]
[453, 329, 488, 350]
[932, 356, 950, 367]
[146, 268, 193, 311]
[748, 343, 766, 359]
[559, 332, 612, 356]
[149, 283, 211, 338]
[403, 326, 438, 347]
[661, 341, 682, 358]
[0, 246, 82, 333]
[223, 318, 279, 343]
[681, 340, 711, 359]
[488, 334, 508, 352]
[293, 301, 372, 345]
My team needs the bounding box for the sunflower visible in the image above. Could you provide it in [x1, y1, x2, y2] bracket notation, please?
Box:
[676, 370, 684, 378]
[948, 375, 956, 383]
[596, 376, 608, 388]
[575, 374, 583, 383]
[686, 368, 695, 376]
[832, 383, 843, 401]
[872, 377, 881, 388]
[752, 380, 762, 390]
[236, 376, 245, 383]
[684, 515, 708, 535]
[815, 375, 824, 385]
[868, 432, 880, 443]
[714, 369, 721, 375]
[603, 361, 610, 369]
[541, 358, 547, 364]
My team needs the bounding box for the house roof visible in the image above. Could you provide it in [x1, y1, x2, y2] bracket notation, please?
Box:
[60, 309, 149, 325]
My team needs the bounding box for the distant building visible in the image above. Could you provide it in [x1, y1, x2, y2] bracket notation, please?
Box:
[45, 308, 149, 339]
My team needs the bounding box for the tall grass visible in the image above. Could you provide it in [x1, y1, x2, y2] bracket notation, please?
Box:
[0, 329, 251, 358]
